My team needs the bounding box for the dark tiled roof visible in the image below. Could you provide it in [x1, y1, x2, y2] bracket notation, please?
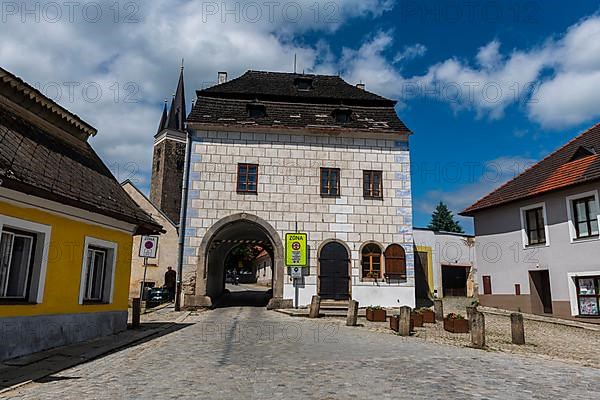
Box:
[188, 97, 409, 132]
[199, 70, 393, 106]
[0, 106, 162, 234]
[189, 70, 410, 134]
[462, 123, 600, 216]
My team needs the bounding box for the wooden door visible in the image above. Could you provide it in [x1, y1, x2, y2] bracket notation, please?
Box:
[318, 242, 350, 300]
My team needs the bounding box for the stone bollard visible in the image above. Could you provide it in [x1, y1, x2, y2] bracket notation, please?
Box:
[309, 295, 321, 318]
[466, 305, 477, 328]
[470, 310, 485, 349]
[346, 300, 359, 326]
[132, 298, 141, 328]
[399, 306, 412, 336]
[511, 313, 525, 345]
[434, 299, 444, 322]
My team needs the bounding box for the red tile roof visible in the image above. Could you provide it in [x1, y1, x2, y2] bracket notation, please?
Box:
[462, 123, 600, 216]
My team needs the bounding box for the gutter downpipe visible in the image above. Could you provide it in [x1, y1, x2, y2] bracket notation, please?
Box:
[175, 126, 192, 311]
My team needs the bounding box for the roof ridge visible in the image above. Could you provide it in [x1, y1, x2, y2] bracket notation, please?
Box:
[462, 122, 600, 215]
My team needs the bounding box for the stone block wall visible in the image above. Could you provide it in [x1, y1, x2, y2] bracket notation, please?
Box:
[182, 129, 415, 307]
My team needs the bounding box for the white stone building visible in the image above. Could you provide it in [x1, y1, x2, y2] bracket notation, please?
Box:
[177, 71, 414, 308]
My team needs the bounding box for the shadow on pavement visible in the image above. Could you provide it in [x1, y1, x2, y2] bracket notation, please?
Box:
[0, 322, 193, 392]
[211, 289, 272, 308]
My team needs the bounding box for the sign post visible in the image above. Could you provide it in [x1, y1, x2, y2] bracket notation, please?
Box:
[285, 233, 307, 309]
[139, 236, 159, 303]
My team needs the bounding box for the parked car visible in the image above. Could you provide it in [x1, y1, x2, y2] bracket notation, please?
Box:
[146, 287, 170, 307]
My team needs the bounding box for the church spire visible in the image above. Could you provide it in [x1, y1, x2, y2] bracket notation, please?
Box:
[166, 63, 186, 131]
[156, 99, 168, 134]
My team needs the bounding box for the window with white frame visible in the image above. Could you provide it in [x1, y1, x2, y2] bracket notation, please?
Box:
[0, 229, 35, 299]
[520, 203, 548, 247]
[79, 237, 117, 304]
[0, 216, 51, 303]
[567, 192, 600, 241]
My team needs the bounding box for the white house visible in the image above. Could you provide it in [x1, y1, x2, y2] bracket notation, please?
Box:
[176, 71, 415, 308]
[462, 123, 600, 320]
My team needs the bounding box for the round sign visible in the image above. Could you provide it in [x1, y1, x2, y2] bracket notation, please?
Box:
[292, 242, 301, 251]
[144, 241, 154, 249]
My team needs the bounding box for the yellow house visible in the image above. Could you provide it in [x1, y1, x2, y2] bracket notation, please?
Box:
[0, 67, 162, 361]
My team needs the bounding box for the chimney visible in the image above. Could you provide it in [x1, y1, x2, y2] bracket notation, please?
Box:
[356, 83, 365, 90]
[218, 71, 228, 84]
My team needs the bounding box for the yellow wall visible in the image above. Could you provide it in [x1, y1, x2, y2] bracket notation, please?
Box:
[0, 200, 134, 317]
[415, 245, 434, 295]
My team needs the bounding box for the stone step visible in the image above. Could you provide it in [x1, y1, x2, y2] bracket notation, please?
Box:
[320, 300, 349, 311]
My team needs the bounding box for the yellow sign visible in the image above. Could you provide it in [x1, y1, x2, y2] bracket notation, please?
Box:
[285, 233, 308, 267]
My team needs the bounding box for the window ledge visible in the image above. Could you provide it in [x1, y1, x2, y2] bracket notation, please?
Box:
[363, 196, 384, 201]
[83, 300, 110, 305]
[571, 235, 600, 244]
[320, 194, 341, 198]
[0, 299, 37, 306]
[236, 191, 258, 195]
[524, 242, 548, 249]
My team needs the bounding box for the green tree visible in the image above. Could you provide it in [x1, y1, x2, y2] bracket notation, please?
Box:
[427, 202, 464, 233]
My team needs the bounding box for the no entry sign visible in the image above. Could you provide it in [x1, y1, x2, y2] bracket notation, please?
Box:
[285, 233, 307, 267]
[139, 235, 158, 258]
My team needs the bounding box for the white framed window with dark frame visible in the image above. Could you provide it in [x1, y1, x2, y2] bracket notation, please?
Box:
[0, 215, 51, 304]
[320, 168, 340, 197]
[519, 203, 549, 247]
[79, 237, 117, 305]
[566, 191, 600, 242]
[237, 163, 258, 194]
[363, 170, 383, 199]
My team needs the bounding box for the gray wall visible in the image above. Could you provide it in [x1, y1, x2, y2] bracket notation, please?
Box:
[0, 311, 127, 361]
[472, 181, 600, 315]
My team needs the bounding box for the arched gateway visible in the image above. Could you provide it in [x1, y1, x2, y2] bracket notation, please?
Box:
[191, 213, 285, 308]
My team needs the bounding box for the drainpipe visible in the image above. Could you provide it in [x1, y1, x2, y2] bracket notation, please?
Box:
[175, 127, 192, 311]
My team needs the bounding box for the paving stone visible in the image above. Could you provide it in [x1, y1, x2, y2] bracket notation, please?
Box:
[3, 307, 600, 399]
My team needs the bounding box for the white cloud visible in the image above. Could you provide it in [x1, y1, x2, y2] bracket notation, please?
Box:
[0, 0, 394, 189]
[393, 43, 427, 63]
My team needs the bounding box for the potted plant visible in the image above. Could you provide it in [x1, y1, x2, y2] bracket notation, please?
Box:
[410, 310, 424, 328]
[416, 307, 436, 323]
[443, 313, 469, 333]
[366, 306, 387, 322]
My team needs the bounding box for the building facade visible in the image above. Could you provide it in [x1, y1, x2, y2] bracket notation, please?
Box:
[122, 180, 178, 299]
[149, 68, 187, 223]
[0, 67, 162, 361]
[177, 71, 415, 308]
[462, 123, 600, 320]
[413, 228, 475, 301]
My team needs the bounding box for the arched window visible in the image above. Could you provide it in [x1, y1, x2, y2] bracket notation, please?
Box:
[361, 243, 382, 279]
[384, 244, 406, 281]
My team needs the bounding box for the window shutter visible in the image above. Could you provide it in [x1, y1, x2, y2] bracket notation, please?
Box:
[384, 244, 406, 280]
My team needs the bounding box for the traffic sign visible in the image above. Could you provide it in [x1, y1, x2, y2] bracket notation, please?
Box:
[291, 267, 302, 278]
[139, 236, 158, 258]
[285, 233, 307, 267]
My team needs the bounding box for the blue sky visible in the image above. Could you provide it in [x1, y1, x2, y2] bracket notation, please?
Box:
[1, 1, 599, 233]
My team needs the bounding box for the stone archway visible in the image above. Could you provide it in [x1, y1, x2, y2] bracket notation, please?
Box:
[187, 213, 286, 308]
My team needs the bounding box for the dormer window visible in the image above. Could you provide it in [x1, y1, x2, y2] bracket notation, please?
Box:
[570, 146, 596, 162]
[247, 103, 266, 119]
[332, 109, 352, 123]
[294, 77, 313, 91]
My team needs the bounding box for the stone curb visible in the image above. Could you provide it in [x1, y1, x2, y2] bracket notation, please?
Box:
[479, 307, 600, 332]
[0, 311, 193, 395]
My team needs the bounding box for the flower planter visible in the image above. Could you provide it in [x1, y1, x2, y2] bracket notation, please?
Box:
[390, 315, 414, 332]
[390, 315, 399, 332]
[410, 313, 424, 328]
[367, 308, 387, 322]
[443, 318, 470, 333]
[420, 309, 436, 324]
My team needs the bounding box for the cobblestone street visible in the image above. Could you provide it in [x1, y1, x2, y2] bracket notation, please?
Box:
[3, 302, 600, 400]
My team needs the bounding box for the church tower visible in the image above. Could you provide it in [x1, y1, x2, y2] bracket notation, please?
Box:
[149, 66, 187, 223]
